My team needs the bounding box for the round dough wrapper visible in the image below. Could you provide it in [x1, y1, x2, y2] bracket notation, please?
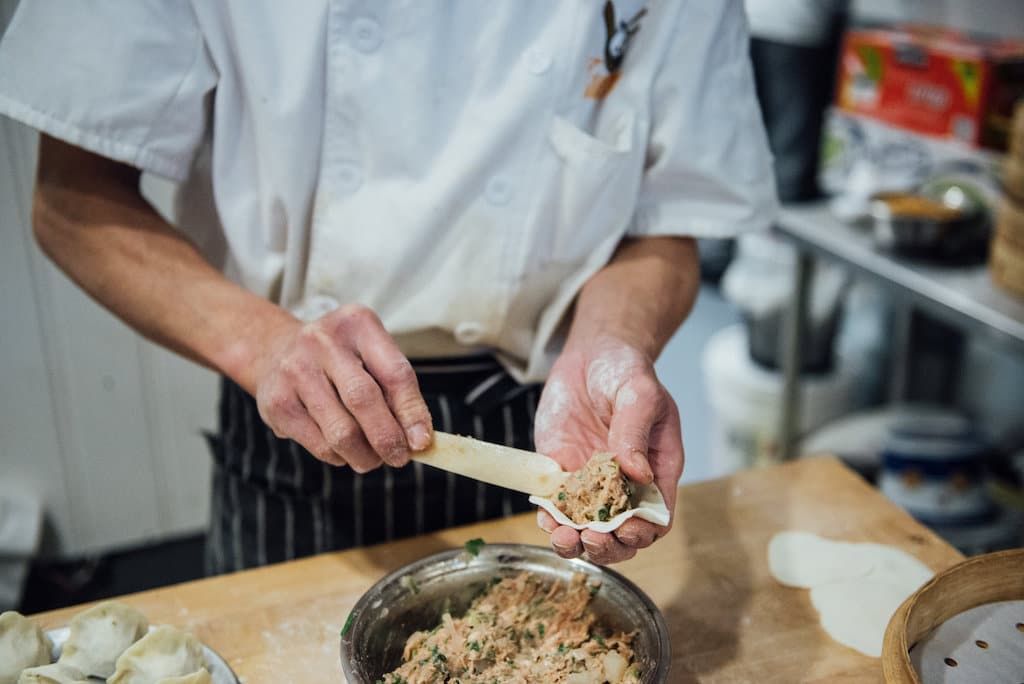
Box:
[0, 611, 52, 684]
[58, 601, 148, 678]
[768, 531, 933, 588]
[810, 577, 930, 658]
[109, 625, 207, 684]
[767, 530, 934, 657]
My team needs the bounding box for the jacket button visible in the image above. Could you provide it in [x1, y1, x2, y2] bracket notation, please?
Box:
[485, 176, 513, 206]
[335, 162, 363, 194]
[526, 48, 552, 75]
[352, 17, 382, 53]
[454, 321, 485, 345]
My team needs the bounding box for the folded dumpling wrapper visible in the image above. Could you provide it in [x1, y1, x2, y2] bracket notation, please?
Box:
[58, 601, 148, 679]
[16, 663, 88, 684]
[0, 611, 53, 684]
[530, 482, 671, 533]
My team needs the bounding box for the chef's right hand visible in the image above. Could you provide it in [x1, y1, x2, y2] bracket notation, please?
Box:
[250, 304, 433, 471]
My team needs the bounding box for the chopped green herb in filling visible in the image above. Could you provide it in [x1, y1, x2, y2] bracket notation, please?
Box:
[381, 572, 641, 682]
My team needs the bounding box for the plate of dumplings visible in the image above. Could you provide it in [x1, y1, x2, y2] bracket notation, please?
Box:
[0, 601, 238, 684]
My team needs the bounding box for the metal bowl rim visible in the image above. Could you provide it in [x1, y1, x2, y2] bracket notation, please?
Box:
[338, 543, 670, 683]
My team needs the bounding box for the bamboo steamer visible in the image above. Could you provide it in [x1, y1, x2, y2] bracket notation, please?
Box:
[1011, 100, 1024, 160]
[995, 196, 1024, 250]
[990, 235, 1024, 299]
[881, 548, 1024, 683]
[991, 196, 1024, 298]
[1004, 156, 1024, 205]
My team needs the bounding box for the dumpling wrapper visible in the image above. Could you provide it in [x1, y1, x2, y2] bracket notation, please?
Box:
[157, 671, 212, 684]
[768, 530, 932, 588]
[58, 601, 148, 678]
[16, 663, 88, 684]
[0, 611, 52, 684]
[530, 482, 671, 533]
[767, 530, 934, 658]
[108, 625, 207, 684]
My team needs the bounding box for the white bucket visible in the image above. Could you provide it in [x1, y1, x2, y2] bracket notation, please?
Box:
[702, 324, 864, 475]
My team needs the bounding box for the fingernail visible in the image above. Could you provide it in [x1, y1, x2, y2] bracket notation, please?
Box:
[631, 450, 654, 483]
[537, 510, 556, 533]
[406, 423, 432, 451]
[388, 446, 411, 467]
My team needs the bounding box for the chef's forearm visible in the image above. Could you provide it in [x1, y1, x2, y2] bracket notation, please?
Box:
[32, 136, 295, 393]
[565, 236, 700, 360]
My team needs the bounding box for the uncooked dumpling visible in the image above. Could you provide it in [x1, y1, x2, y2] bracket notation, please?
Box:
[0, 611, 52, 684]
[58, 601, 148, 678]
[157, 671, 212, 684]
[16, 663, 88, 684]
[108, 625, 207, 684]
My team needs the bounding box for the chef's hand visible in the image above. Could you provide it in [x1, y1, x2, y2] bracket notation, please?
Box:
[534, 335, 683, 564]
[250, 304, 433, 472]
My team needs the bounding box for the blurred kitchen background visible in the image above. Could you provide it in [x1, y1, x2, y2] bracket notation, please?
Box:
[2, 0, 1023, 613]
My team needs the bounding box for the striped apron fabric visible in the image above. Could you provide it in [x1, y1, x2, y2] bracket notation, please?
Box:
[204, 356, 541, 575]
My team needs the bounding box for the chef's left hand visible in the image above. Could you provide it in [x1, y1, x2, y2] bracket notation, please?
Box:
[533, 334, 684, 564]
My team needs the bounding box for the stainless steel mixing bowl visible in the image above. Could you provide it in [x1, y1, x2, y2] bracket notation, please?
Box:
[339, 544, 670, 683]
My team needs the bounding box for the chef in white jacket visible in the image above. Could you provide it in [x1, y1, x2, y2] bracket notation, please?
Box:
[0, 0, 775, 568]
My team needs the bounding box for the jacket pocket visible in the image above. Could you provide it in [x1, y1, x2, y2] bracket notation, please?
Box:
[541, 110, 642, 263]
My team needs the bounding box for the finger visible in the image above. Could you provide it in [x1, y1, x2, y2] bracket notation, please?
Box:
[606, 375, 661, 485]
[536, 509, 559, 534]
[320, 348, 410, 467]
[580, 529, 637, 564]
[262, 390, 347, 467]
[613, 518, 664, 549]
[297, 375, 382, 473]
[355, 322, 433, 451]
[550, 526, 583, 558]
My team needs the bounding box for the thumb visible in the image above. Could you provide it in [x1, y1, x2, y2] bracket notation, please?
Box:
[606, 376, 660, 485]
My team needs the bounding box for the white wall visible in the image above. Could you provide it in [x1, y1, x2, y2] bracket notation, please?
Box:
[0, 116, 217, 559]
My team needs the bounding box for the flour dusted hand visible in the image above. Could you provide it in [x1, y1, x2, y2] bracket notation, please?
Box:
[57, 601, 148, 679]
[108, 625, 208, 684]
[0, 611, 52, 684]
[534, 335, 682, 564]
[252, 304, 433, 472]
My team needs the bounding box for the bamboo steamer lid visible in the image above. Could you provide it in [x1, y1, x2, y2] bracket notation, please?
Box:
[994, 195, 1024, 250]
[990, 233, 1024, 299]
[1004, 156, 1024, 204]
[881, 548, 1024, 683]
[1012, 99, 1024, 159]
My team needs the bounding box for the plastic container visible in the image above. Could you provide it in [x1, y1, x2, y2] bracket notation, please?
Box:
[702, 324, 864, 475]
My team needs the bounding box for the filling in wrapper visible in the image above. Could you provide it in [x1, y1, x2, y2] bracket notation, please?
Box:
[554, 452, 634, 524]
[381, 572, 643, 684]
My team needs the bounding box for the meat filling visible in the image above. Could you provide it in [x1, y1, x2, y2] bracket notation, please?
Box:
[381, 572, 643, 684]
[554, 452, 634, 524]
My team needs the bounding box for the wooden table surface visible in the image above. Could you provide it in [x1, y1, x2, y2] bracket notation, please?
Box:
[34, 457, 964, 683]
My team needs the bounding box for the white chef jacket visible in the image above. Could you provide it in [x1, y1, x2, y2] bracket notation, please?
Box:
[0, 0, 776, 382]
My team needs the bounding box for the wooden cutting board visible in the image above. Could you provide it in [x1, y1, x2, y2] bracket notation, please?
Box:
[30, 457, 963, 683]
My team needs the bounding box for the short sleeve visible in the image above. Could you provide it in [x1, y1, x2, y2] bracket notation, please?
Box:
[628, 0, 778, 239]
[0, 0, 216, 182]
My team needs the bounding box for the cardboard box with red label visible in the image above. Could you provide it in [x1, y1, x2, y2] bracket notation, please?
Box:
[836, 25, 1024, 151]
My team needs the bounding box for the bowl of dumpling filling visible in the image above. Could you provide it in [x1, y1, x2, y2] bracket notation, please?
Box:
[339, 543, 670, 683]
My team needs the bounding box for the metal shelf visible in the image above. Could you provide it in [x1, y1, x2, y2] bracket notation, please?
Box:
[773, 200, 1024, 459]
[776, 201, 1024, 352]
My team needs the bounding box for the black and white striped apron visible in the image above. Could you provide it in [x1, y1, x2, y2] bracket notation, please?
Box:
[204, 356, 541, 574]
